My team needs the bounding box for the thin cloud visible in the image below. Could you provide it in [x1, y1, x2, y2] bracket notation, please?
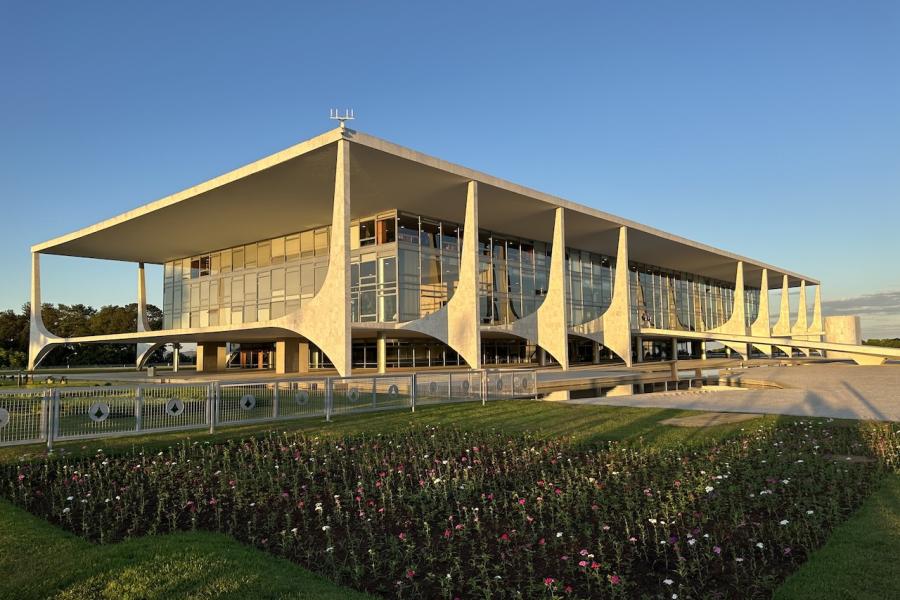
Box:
[822, 291, 900, 317]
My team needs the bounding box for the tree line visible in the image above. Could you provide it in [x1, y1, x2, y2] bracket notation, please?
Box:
[0, 303, 164, 369]
[863, 338, 900, 349]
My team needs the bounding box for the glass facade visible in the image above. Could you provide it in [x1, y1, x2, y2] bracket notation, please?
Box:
[161, 209, 758, 337]
[629, 263, 760, 331]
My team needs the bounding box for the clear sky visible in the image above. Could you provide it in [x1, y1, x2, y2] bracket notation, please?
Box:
[1, 1, 898, 337]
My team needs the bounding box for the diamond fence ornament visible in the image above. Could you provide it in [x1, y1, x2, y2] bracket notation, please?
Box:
[240, 394, 256, 411]
[347, 387, 360, 403]
[88, 402, 111, 423]
[164, 398, 185, 417]
[387, 384, 399, 398]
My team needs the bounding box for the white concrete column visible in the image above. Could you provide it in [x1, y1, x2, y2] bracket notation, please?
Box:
[377, 332, 387, 374]
[447, 181, 482, 368]
[27, 252, 61, 370]
[535, 207, 569, 370]
[136, 262, 163, 369]
[281, 138, 352, 375]
[592, 342, 601, 364]
[635, 336, 643, 363]
[771, 274, 794, 357]
[601, 226, 633, 366]
[172, 344, 180, 372]
[749, 269, 772, 357]
[808, 285, 823, 340]
[792, 280, 810, 356]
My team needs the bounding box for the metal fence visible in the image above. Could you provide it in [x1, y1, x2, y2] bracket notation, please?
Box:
[0, 369, 537, 449]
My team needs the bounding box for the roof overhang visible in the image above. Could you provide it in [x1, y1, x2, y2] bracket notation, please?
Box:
[33, 128, 817, 287]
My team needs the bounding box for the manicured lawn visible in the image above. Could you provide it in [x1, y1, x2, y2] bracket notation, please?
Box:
[775, 473, 900, 600]
[0, 400, 896, 599]
[0, 498, 372, 600]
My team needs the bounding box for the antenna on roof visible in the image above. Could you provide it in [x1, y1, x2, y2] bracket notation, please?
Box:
[329, 108, 355, 131]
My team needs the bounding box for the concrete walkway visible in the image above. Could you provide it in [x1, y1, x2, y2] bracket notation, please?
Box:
[561, 364, 900, 422]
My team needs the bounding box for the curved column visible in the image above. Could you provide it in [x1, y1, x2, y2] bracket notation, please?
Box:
[601, 226, 632, 366]
[277, 138, 352, 375]
[482, 207, 569, 369]
[792, 280, 810, 356]
[567, 227, 632, 365]
[400, 181, 481, 368]
[27, 253, 63, 370]
[770, 274, 794, 357]
[537, 207, 570, 369]
[136, 262, 163, 369]
[749, 269, 772, 357]
[706, 261, 748, 358]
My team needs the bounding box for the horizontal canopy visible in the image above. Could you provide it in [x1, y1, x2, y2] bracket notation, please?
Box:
[33, 128, 817, 288]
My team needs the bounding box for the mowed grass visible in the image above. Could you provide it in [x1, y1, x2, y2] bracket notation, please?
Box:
[0, 399, 895, 599]
[0, 499, 372, 600]
[0, 399, 783, 464]
[775, 473, 900, 600]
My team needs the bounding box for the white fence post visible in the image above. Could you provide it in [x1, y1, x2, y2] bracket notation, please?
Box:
[325, 377, 332, 422]
[42, 390, 53, 451]
[207, 383, 217, 434]
[135, 386, 143, 433]
[410, 373, 416, 413]
[273, 383, 280, 419]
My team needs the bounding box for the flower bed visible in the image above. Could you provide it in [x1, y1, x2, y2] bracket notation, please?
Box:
[3, 420, 898, 599]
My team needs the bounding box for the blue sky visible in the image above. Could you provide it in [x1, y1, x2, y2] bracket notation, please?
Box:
[1, 1, 898, 336]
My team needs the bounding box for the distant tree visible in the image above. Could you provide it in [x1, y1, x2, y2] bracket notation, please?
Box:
[0, 302, 167, 367]
[863, 338, 900, 349]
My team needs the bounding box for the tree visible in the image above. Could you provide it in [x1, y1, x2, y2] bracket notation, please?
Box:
[0, 302, 167, 367]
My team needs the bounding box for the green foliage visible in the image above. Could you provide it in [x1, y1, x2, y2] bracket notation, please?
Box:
[0, 302, 165, 367]
[863, 338, 900, 349]
[774, 474, 900, 600]
[0, 499, 372, 600]
[3, 406, 897, 599]
[0, 347, 26, 369]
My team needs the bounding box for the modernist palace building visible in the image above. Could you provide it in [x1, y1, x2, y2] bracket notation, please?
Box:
[27, 126, 894, 375]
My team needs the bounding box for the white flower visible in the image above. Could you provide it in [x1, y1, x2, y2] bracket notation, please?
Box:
[322, 525, 331, 531]
[62, 507, 71, 513]
[779, 520, 789, 526]
[663, 579, 674, 585]
[756, 542, 764, 549]
[688, 539, 697, 546]
[735, 557, 744, 562]
[806, 510, 814, 515]
[556, 532, 563, 538]
[326, 546, 334, 552]
[290, 527, 298, 534]
[705, 485, 714, 493]
[648, 518, 658, 524]
[66, 496, 74, 501]
[673, 595, 678, 599]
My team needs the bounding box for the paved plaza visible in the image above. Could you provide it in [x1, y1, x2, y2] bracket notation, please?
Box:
[562, 363, 900, 421]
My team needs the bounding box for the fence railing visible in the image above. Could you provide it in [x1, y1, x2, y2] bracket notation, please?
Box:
[0, 369, 537, 449]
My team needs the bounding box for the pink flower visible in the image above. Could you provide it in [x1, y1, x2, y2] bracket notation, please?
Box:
[713, 546, 722, 555]
[609, 574, 621, 585]
[406, 569, 415, 579]
[518, 498, 526, 506]
[538, 538, 546, 545]
[578, 560, 588, 567]
[499, 533, 510, 541]
[591, 561, 601, 570]
[544, 577, 556, 587]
